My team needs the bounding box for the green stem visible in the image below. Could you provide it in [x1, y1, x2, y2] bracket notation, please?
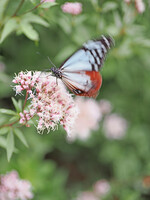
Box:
[12, 0, 25, 17]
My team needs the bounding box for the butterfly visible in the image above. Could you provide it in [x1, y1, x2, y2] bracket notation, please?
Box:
[51, 35, 114, 98]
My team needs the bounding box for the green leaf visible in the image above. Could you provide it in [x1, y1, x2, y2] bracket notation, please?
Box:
[0, 136, 7, 148]
[11, 97, 22, 113]
[22, 13, 49, 27]
[102, 2, 118, 12]
[0, 0, 9, 20]
[0, 127, 9, 135]
[20, 21, 39, 41]
[30, 0, 37, 4]
[14, 128, 28, 147]
[9, 115, 19, 122]
[40, 2, 57, 8]
[0, 109, 16, 115]
[0, 18, 18, 43]
[6, 129, 14, 161]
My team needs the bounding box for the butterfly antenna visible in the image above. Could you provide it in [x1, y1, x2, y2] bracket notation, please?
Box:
[47, 56, 57, 68]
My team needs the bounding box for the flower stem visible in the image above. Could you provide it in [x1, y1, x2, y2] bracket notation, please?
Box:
[12, 0, 25, 17]
[0, 120, 19, 128]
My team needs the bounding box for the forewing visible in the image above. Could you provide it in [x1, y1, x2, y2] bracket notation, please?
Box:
[60, 35, 114, 72]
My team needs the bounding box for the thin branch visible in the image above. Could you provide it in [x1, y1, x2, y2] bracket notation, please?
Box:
[22, 1, 44, 16]
[12, 0, 25, 17]
[0, 119, 19, 128]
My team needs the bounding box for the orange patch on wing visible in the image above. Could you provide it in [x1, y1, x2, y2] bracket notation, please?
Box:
[84, 71, 102, 98]
[72, 71, 102, 98]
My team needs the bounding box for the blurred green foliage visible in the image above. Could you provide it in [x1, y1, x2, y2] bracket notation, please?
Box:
[0, 0, 150, 199]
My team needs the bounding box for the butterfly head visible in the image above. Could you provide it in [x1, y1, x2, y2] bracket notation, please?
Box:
[51, 67, 62, 79]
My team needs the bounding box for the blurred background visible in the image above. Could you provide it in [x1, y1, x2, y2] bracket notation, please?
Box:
[0, 0, 150, 199]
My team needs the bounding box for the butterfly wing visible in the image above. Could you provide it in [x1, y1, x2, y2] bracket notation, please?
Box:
[59, 35, 114, 97]
[61, 71, 102, 98]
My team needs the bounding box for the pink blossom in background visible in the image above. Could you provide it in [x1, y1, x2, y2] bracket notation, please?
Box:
[0, 171, 33, 200]
[103, 113, 128, 139]
[93, 179, 110, 196]
[99, 99, 112, 115]
[76, 191, 99, 200]
[61, 2, 82, 15]
[68, 97, 102, 141]
[135, 0, 145, 13]
[13, 71, 79, 136]
[124, 0, 145, 13]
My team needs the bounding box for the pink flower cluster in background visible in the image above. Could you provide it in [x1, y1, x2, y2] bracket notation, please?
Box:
[103, 113, 128, 140]
[0, 171, 33, 200]
[13, 71, 79, 136]
[124, 0, 145, 13]
[61, 2, 82, 15]
[76, 179, 110, 200]
[68, 97, 102, 141]
[67, 97, 127, 141]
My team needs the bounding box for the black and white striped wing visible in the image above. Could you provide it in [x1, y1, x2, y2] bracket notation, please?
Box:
[60, 35, 114, 72]
[57, 35, 114, 97]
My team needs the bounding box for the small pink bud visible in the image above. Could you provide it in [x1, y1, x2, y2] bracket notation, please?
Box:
[26, 124, 30, 127]
[12, 79, 18, 83]
[23, 110, 28, 114]
[19, 112, 24, 118]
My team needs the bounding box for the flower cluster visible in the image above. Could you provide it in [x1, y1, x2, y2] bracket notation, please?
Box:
[13, 71, 79, 136]
[12, 71, 39, 94]
[0, 171, 33, 200]
[103, 113, 128, 139]
[61, 2, 82, 15]
[67, 97, 128, 141]
[76, 179, 110, 200]
[124, 0, 145, 13]
[68, 97, 102, 141]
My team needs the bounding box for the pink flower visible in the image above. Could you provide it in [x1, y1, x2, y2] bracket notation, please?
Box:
[103, 113, 128, 139]
[124, 0, 145, 13]
[68, 97, 102, 141]
[61, 2, 82, 15]
[99, 99, 112, 115]
[76, 191, 99, 200]
[93, 179, 110, 196]
[135, 0, 145, 13]
[0, 171, 33, 200]
[13, 71, 79, 136]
